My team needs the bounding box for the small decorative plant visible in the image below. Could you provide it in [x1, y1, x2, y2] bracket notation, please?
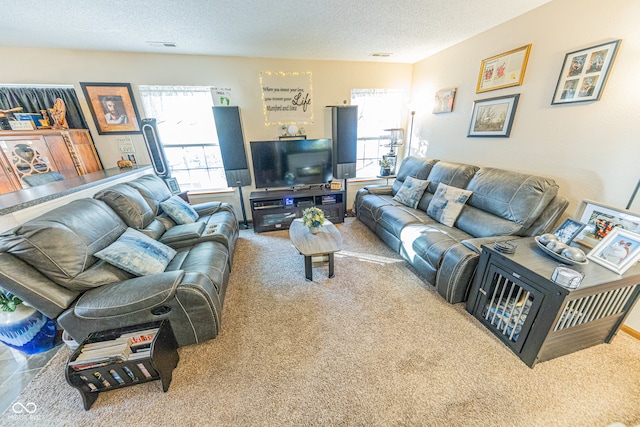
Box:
[0, 290, 22, 312]
[302, 207, 325, 229]
[379, 158, 391, 168]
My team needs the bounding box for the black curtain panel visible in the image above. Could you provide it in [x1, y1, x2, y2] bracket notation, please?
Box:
[0, 86, 88, 129]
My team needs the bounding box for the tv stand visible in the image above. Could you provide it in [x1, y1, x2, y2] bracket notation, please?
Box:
[250, 187, 344, 233]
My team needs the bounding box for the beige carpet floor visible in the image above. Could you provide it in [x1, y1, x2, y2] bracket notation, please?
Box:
[2, 218, 640, 426]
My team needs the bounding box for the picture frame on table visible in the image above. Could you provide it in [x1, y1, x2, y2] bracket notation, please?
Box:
[467, 94, 520, 138]
[433, 88, 457, 114]
[551, 39, 621, 105]
[80, 82, 142, 134]
[164, 177, 181, 195]
[573, 199, 640, 248]
[587, 228, 640, 275]
[552, 218, 586, 244]
[476, 44, 531, 93]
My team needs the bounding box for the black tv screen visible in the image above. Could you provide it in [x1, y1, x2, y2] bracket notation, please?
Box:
[250, 139, 333, 189]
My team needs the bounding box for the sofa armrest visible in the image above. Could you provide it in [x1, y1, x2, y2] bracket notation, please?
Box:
[159, 222, 206, 244]
[461, 236, 517, 254]
[192, 201, 232, 217]
[0, 252, 79, 319]
[363, 184, 393, 195]
[522, 195, 569, 236]
[73, 270, 185, 318]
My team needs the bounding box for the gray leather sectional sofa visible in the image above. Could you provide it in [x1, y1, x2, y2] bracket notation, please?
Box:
[355, 156, 568, 304]
[0, 173, 238, 347]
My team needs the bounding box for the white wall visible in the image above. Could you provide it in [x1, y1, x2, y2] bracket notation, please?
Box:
[410, 0, 640, 330]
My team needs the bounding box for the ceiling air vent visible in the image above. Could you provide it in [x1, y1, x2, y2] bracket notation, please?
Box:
[369, 52, 392, 57]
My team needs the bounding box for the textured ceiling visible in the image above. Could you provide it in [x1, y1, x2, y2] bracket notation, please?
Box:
[0, 0, 551, 63]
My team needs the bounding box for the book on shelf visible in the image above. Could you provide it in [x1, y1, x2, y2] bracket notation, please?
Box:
[68, 327, 159, 371]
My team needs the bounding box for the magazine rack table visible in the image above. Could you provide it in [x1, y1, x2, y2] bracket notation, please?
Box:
[65, 321, 179, 410]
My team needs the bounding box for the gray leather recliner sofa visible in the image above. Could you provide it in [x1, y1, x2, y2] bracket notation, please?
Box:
[0, 174, 239, 347]
[355, 156, 568, 304]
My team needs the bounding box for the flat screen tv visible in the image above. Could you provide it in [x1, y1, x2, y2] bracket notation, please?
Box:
[250, 139, 333, 189]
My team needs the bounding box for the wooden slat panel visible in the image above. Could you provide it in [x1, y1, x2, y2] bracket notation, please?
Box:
[537, 315, 621, 363]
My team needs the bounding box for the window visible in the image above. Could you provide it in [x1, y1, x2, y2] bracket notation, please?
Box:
[350, 89, 404, 178]
[139, 86, 227, 191]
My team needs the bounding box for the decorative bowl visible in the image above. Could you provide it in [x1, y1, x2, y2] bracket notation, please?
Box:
[534, 236, 588, 265]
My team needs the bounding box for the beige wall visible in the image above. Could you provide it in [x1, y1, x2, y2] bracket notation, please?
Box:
[410, 0, 640, 329]
[2, 48, 412, 210]
[411, 0, 639, 215]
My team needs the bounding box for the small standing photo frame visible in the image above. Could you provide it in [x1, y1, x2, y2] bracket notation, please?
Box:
[80, 82, 142, 134]
[164, 177, 181, 195]
[573, 199, 640, 248]
[551, 39, 621, 105]
[552, 218, 586, 244]
[587, 228, 640, 275]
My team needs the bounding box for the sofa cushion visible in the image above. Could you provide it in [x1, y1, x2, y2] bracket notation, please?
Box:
[95, 228, 177, 276]
[393, 177, 429, 209]
[427, 183, 473, 227]
[424, 161, 479, 195]
[160, 195, 199, 224]
[392, 157, 438, 195]
[0, 199, 126, 291]
[463, 167, 559, 232]
[167, 241, 230, 296]
[377, 204, 433, 239]
[127, 174, 174, 215]
[94, 183, 155, 229]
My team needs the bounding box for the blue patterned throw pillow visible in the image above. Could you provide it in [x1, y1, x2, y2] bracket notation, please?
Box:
[94, 228, 177, 276]
[393, 176, 430, 209]
[160, 195, 199, 224]
[427, 183, 473, 227]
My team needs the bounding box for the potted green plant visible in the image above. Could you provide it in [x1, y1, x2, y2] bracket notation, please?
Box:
[379, 158, 392, 176]
[0, 291, 22, 312]
[301, 207, 325, 234]
[0, 289, 57, 354]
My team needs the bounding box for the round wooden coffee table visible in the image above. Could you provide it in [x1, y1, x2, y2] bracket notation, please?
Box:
[289, 219, 342, 281]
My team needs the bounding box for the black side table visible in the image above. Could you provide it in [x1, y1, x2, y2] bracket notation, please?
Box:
[466, 237, 640, 367]
[65, 321, 179, 410]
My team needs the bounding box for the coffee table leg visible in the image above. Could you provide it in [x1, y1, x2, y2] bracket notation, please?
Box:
[304, 255, 313, 281]
[328, 253, 335, 278]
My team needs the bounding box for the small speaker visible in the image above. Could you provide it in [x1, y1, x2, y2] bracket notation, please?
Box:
[327, 106, 357, 179]
[212, 106, 252, 188]
[141, 118, 170, 178]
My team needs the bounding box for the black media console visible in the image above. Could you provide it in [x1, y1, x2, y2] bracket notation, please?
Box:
[250, 187, 345, 233]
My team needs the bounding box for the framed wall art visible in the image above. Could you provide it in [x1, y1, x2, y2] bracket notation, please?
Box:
[80, 82, 142, 134]
[467, 94, 520, 138]
[476, 44, 531, 93]
[551, 39, 621, 105]
[587, 228, 640, 275]
[433, 88, 457, 114]
[574, 199, 640, 248]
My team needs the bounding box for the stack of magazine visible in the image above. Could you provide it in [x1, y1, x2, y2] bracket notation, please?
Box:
[68, 328, 158, 371]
